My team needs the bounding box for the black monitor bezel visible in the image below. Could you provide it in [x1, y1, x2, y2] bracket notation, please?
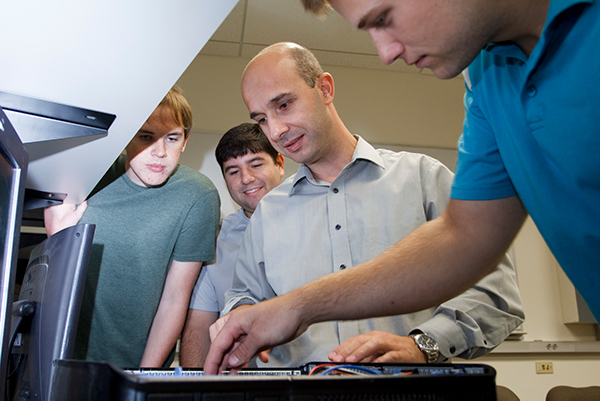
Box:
[0, 107, 29, 398]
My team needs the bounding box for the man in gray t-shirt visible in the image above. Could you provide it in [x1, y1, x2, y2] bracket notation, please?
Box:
[44, 87, 220, 368]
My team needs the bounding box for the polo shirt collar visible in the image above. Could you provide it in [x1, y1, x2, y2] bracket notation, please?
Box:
[484, 0, 592, 60]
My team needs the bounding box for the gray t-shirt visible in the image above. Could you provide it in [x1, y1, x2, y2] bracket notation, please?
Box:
[75, 159, 220, 367]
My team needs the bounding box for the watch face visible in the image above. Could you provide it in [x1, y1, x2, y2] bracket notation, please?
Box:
[419, 334, 438, 350]
[412, 333, 439, 363]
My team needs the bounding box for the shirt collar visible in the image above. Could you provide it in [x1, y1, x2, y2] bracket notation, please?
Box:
[484, 0, 592, 59]
[289, 136, 384, 195]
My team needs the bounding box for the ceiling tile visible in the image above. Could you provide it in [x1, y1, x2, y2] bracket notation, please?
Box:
[243, 0, 378, 54]
[201, 0, 447, 76]
[200, 40, 242, 57]
[210, 0, 246, 42]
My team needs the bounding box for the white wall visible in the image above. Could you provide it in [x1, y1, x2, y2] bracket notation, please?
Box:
[176, 54, 600, 400]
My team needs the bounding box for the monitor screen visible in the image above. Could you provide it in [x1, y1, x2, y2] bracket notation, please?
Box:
[7, 223, 95, 401]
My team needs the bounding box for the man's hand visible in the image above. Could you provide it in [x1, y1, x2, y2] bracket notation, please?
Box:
[328, 330, 426, 364]
[209, 305, 271, 368]
[203, 295, 308, 375]
[44, 200, 88, 237]
[209, 313, 232, 342]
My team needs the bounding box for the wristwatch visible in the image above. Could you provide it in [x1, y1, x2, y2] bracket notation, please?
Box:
[409, 333, 440, 364]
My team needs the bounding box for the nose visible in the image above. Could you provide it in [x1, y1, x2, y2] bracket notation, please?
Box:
[370, 30, 404, 65]
[266, 116, 289, 143]
[151, 138, 167, 158]
[240, 168, 256, 185]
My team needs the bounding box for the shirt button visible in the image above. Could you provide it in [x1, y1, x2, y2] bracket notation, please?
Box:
[335, 224, 341, 230]
[339, 264, 346, 270]
[526, 85, 537, 97]
[333, 188, 339, 193]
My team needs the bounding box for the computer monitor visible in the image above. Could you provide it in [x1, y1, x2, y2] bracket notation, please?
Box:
[7, 223, 95, 401]
[0, 107, 29, 397]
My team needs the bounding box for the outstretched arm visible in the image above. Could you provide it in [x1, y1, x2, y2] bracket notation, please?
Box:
[204, 196, 527, 374]
[140, 260, 202, 367]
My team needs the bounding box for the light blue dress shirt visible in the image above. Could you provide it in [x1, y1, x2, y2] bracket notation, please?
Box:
[225, 137, 524, 367]
[190, 208, 249, 314]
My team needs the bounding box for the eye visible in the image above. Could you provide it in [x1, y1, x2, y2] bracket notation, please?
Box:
[280, 101, 289, 110]
[374, 11, 388, 27]
[138, 134, 153, 141]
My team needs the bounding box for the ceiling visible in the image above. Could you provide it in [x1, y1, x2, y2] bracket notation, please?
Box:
[199, 0, 436, 76]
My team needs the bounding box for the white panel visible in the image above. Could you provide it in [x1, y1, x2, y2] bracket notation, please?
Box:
[0, 0, 238, 204]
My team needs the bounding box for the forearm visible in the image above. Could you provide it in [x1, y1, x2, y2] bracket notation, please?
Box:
[292, 198, 527, 327]
[415, 252, 524, 359]
[203, 197, 527, 374]
[140, 260, 202, 367]
[140, 298, 188, 367]
[180, 309, 218, 367]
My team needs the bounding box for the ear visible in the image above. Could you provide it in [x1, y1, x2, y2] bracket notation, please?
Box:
[276, 154, 285, 178]
[316, 73, 334, 105]
[181, 134, 190, 153]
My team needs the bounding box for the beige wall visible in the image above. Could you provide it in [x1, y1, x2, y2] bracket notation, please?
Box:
[177, 54, 600, 400]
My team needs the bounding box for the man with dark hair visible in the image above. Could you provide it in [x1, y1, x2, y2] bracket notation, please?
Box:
[179, 123, 284, 367]
[205, 43, 523, 373]
[44, 86, 220, 368]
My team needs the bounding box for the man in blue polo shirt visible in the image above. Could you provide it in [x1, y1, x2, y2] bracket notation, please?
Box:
[204, 0, 600, 374]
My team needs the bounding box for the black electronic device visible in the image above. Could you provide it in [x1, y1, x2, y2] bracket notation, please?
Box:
[53, 360, 498, 401]
[7, 224, 95, 401]
[0, 107, 29, 398]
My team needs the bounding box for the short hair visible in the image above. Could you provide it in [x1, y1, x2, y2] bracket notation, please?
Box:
[299, 0, 331, 16]
[159, 85, 193, 138]
[287, 44, 324, 88]
[215, 123, 279, 172]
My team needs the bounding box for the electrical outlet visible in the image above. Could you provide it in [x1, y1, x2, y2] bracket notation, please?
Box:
[536, 361, 553, 374]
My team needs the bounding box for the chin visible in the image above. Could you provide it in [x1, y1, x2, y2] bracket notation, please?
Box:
[430, 66, 462, 80]
[143, 176, 169, 188]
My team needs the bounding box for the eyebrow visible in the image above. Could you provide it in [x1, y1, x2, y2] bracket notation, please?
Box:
[357, 7, 388, 30]
[223, 155, 267, 173]
[249, 92, 291, 120]
[246, 155, 266, 164]
[224, 165, 239, 173]
[357, 11, 373, 29]
[137, 128, 184, 136]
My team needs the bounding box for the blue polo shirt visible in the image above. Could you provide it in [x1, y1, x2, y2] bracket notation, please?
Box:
[451, 0, 600, 320]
